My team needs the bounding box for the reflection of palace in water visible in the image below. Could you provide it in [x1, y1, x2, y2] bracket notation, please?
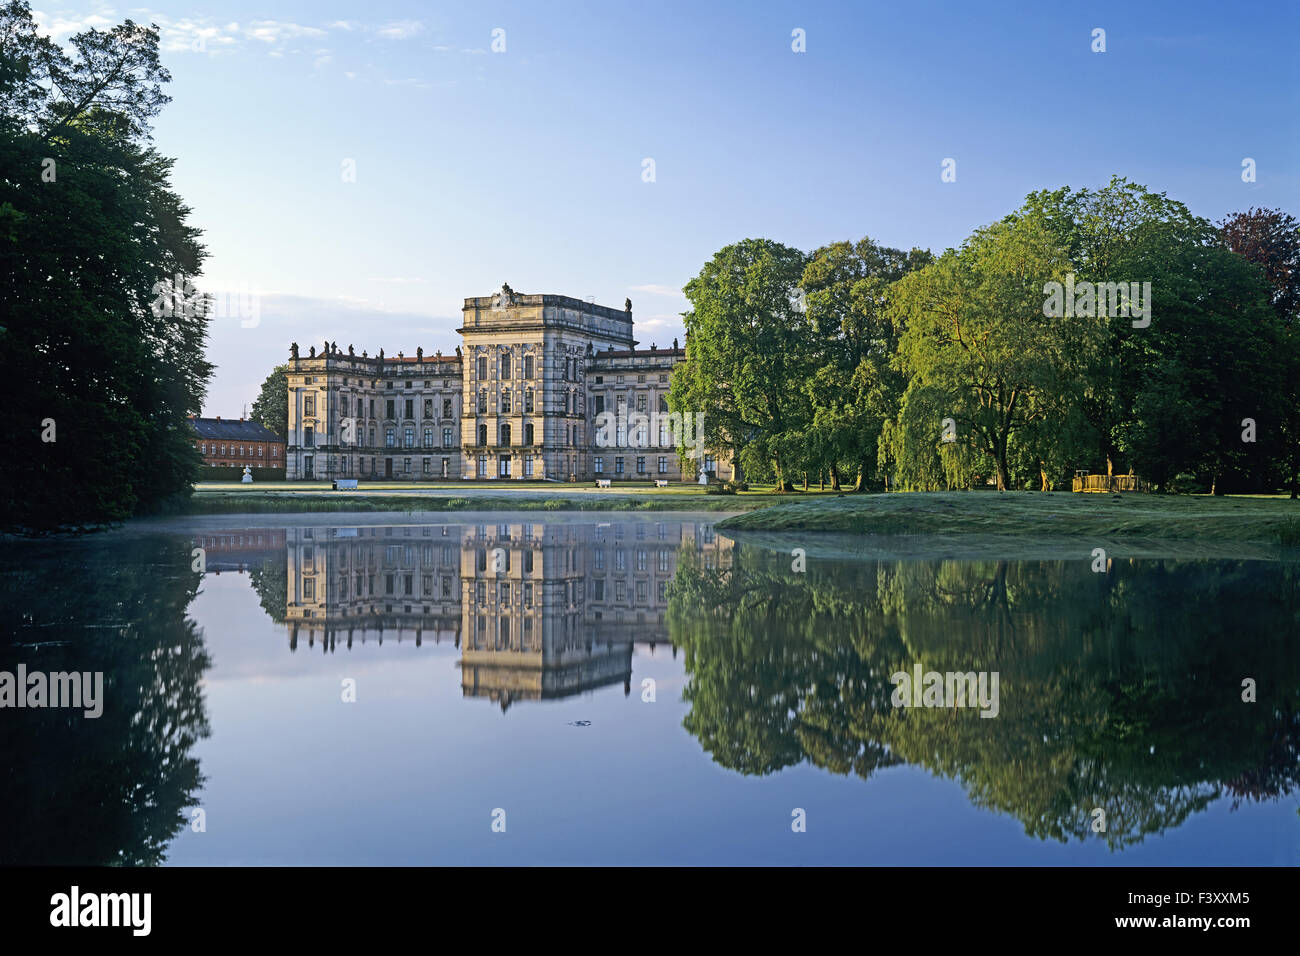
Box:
[282, 520, 733, 708]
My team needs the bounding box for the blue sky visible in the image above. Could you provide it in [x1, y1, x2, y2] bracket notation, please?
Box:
[33, 0, 1300, 415]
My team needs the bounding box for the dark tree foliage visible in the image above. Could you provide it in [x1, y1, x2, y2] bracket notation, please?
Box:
[0, 1, 210, 531]
[0, 533, 210, 864]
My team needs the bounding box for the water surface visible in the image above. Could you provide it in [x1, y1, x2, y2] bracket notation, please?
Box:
[2, 513, 1296, 865]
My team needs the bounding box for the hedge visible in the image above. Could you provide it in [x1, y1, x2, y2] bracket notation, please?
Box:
[198, 466, 287, 481]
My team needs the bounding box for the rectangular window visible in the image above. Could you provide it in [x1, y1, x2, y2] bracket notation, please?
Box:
[524, 355, 534, 378]
[658, 456, 668, 474]
[594, 549, 604, 570]
[385, 429, 395, 447]
[405, 399, 414, 419]
[594, 456, 603, 474]
[615, 457, 624, 475]
[524, 455, 534, 477]
[501, 392, 512, 414]
[424, 427, 433, 448]
[636, 456, 646, 474]
[477, 356, 487, 379]
[424, 399, 432, 417]
[501, 354, 511, 379]
[304, 395, 315, 415]
[525, 390, 534, 414]
[404, 427, 415, 447]
[637, 581, 647, 602]
[593, 579, 605, 600]
[637, 394, 646, 411]
[304, 578, 315, 599]
[403, 458, 411, 473]
[477, 455, 487, 477]
[304, 428, 314, 448]
[443, 427, 453, 448]
[423, 458, 432, 474]
[442, 398, 452, 418]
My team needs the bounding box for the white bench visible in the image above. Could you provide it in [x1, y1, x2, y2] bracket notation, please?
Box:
[332, 479, 358, 490]
[596, 479, 612, 488]
[654, 479, 669, 487]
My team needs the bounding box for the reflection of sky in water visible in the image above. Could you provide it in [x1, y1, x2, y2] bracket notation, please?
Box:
[3, 514, 1297, 865]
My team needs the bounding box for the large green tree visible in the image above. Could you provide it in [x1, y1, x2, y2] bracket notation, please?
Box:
[800, 238, 932, 490]
[888, 213, 1087, 490]
[671, 239, 811, 490]
[252, 363, 289, 441]
[1218, 208, 1300, 495]
[0, 1, 210, 530]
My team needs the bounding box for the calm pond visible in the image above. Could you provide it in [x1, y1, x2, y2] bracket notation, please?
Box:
[2, 512, 1297, 865]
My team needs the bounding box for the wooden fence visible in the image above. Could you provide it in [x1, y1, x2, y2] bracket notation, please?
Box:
[1071, 474, 1150, 493]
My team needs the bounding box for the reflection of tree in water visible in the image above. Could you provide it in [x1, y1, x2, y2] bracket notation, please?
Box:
[0, 535, 211, 864]
[249, 555, 288, 624]
[667, 548, 1300, 849]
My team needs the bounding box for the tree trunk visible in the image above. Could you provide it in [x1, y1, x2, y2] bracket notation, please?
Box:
[819, 472, 825, 491]
[1039, 461, 1050, 492]
[773, 458, 792, 493]
[802, 471, 808, 492]
[855, 454, 871, 491]
[830, 464, 841, 491]
[995, 452, 1009, 491]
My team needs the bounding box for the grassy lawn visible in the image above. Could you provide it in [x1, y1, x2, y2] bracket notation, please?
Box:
[184, 481, 830, 515]
[715, 490, 1300, 545]
[184, 480, 858, 515]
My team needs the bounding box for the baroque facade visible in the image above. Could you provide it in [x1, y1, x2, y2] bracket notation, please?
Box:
[285, 286, 732, 482]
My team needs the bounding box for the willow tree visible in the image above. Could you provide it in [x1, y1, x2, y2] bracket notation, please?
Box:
[888, 215, 1087, 490]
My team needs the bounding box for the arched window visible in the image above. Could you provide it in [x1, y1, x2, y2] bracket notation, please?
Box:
[500, 423, 511, 447]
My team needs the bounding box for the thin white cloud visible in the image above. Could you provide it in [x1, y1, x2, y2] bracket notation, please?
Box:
[375, 19, 423, 40]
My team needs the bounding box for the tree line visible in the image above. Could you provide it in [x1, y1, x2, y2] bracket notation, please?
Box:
[668, 180, 1300, 495]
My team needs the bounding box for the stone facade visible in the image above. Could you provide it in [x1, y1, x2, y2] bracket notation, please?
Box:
[285, 286, 733, 482]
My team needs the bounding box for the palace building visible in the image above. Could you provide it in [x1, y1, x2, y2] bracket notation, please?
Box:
[285, 285, 733, 482]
